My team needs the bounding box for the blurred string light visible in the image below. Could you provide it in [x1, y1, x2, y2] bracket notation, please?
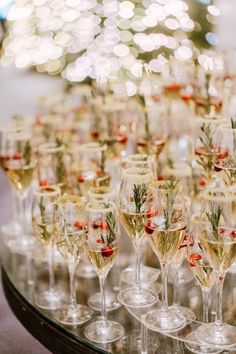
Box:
[0, 0, 14, 20]
[0, 0, 220, 91]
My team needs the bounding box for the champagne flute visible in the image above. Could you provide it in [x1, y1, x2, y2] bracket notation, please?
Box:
[55, 195, 93, 325]
[214, 122, 236, 186]
[119, 168, 157, 308]
[142, 180, 187, 332]
[185, 213, 220, 354]
[38, 139, 68, 191]
[121, 155, 159, 285]
[5, 131, 37, 245]
[84, 201, 124, 343]
[86, 186, 120, 312]
[32, 185, 64, 309]
[197, 187, 236, 348]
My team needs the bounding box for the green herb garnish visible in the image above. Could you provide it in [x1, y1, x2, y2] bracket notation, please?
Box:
[55, 137, 66, 185]
[23, 140, 31, 165]
[206, 204, 222, 238]
[105, 211, 116, 245]
[160, 179, 179, 229]
[133, 183, 147, 213]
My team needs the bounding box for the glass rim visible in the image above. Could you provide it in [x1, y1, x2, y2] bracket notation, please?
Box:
[33, 185, 61, 197]
[86, 200, 116, 213]
[6, 131, 31, 141]
[163, 162, 192, 177]
[217, 122, 236, 132]
[126, 154, 151, 162]
[38, 142, 65, 153]
[200, 187, 236, 202]
[122, 167, 153, 183]
[78, 142, 101, 152]
[57, 194, 85, 207]
[148, 179, 181, 192]
[87, 186, 112, 196]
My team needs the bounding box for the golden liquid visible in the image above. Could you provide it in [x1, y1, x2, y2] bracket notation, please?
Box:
[78, 172, 111, 196]
[190, 261, 215, 289]
[56, 231, 84, 263]
[120, 210, 145, 241]
[200, 233, 236, 272]
[85, 246, 118, 272]
[172, 246, 186, 265]
[137, 139, 165, 158]
[148, 225, 186, 263]
[32, 217, 54, 245]
[7, 164, 34, 193]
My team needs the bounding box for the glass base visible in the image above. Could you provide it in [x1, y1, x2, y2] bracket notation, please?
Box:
[119, 287, 157, 308]
[36, 289, 65, 310]
[55, 304, 93, 325]
[84, 320, 124, 343]
[120, 266, 160, 284]
[88, 292, 121, 312]
[185, 330, 222, 353]
[142, 307, 186, 333]
[172, 305, 196, 321]
[198, 323, 236, 348]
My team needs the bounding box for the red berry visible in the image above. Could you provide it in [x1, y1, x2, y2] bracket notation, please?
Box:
[219, 227, 225, 234]
[91, 131, 99, 139]
[96, 239, 103, 244]
[101, 246, 113, 257]
[96, 169, 104, 176]
[195, 147, 205, 156]
[92, 221, 100, 229]
[146, 207, 157, 218]
[190, 253, 202, 261]
[216, 150, 228, 159]
[77, 174, 85, 183]
[13, 152, 21, 160]
[100, 221, 108, 230]
[137, 140, 147, 147]
[181, 94, 191, 102]
[145, 222, 156, 235]
[74, 220, 86, 230]
[231, 230, 236, 238]
[118, 134, 128, 144]
[214, 163, 223, 172]
[39, 180, 48, 187]
[157, 174, 164, 181]
[199, 178, 207, 187]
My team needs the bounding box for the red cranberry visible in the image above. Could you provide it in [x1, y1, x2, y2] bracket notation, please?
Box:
[216, 150, 228, 159]
[157, 174, 164, 181]
[145, 222, 156, 235]
[96, 239, 103, 244]
[231, 230, 236, 238]
[195, 147, 205, 156]
[199, 178, 207, 187]
[77, 175, 85, 183]
[74, 220, 86, 230]
[39, 180, 48, 187]
[13, 152, 21, 160]
[92, 221, 100, 229]
[101, 246, 113, 257]
[146, 208, 157, 218]
[100, 221, 108, 230]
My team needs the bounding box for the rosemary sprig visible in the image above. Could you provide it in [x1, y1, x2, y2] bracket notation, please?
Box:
[133, 183, 147, 213]
[38, 197, 51, 242]
[23, 140, 31, 165]
[196, 123, 214, 178]
[205, 72, 211, 115]
[206, 204, 222, 238]
[159, 179, 179, 230]
[98, 142, 107, 173]
[55, 137, 66, 185]
[231, 118, 236, 129]
[105, 211, 116, 246]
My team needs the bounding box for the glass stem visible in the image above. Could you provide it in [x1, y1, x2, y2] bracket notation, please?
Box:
[141, 322, 148, 354]
[68, 263, 77, 308]
[17, 194, 27, 226]
[134, 241, 142, 291]
[215, 273, 225, 326]
[173, 265, 180, 306]
[48, 242, 55, 292]
[99, 274, 107, 321]
[202, 288, 210, 323]
[161, 261, 169, 309]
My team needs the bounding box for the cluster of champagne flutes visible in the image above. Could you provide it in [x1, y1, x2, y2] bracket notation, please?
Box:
[1, 53, 236, 350]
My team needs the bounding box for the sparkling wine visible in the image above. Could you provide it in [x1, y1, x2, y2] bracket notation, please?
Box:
[119, 210, 145, 240]
[56, 231, 84, 263]
[146, 221, 186, 263]
[32, 216, 55, 245]
[7, 163, 35, 193]
[189, 255, 215, 288]
[85, 246, 118, 272]
[137, 138, 166, 158]
[200, 230, 236, 272]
